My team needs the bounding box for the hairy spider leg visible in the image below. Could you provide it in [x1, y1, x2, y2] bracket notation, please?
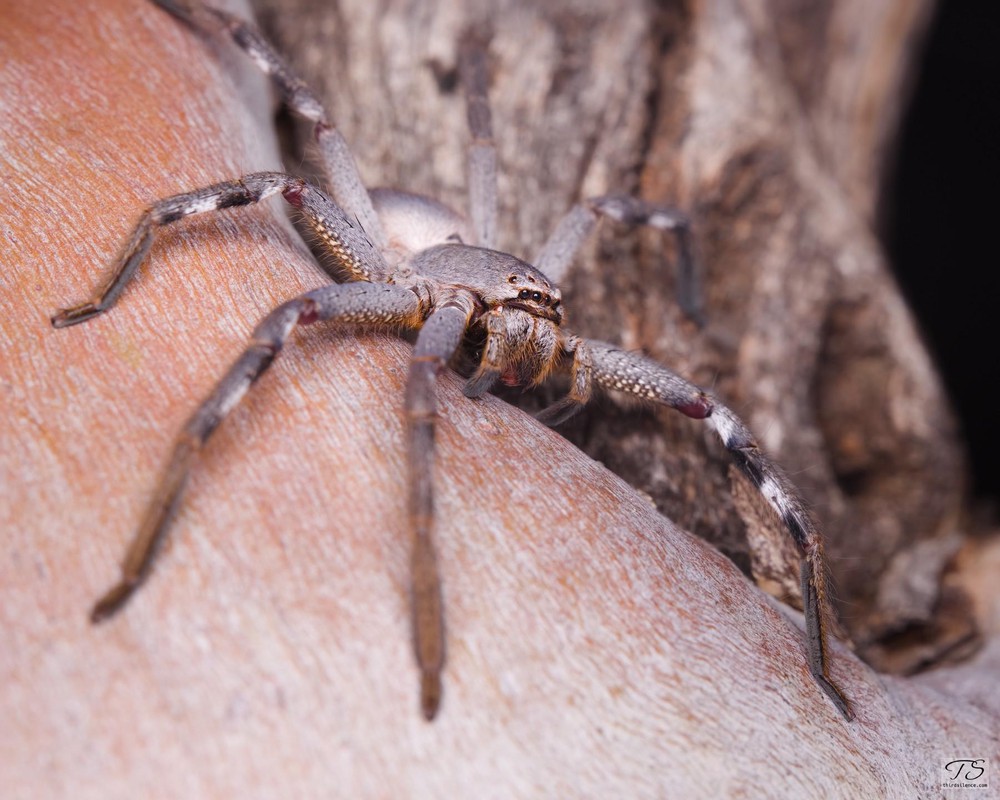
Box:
[531, 334, 593, 426]
[459, 27, 498, 250]
[151, 0, 387, 249]
[405, 291, 478, 719]
[535, 195, 702, 324]
[51, 174, 389, 327]
[89, 282, 427, 622]
[463, 307, 530, 397]
[539, 338, 854, 721]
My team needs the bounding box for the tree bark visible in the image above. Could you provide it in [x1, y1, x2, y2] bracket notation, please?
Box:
[3, 0, 997, 798]
[256, 0, 972, 665]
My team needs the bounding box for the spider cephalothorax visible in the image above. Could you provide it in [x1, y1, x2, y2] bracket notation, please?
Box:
[53, 0, 854, 722]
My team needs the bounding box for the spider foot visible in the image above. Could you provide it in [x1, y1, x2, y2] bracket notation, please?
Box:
[535, 396, 582, 427]
[89, 579, 139, 623]
[150, 0, 210, 29]
[815, 672, 855, 721]
[51, 303, 101, 328]
[420, 670, 442, 721]
[463, 368, 499, 398]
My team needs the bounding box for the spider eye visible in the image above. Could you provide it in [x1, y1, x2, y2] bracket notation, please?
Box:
[531, 291, 542, 302]
[518, 289, 531, 299]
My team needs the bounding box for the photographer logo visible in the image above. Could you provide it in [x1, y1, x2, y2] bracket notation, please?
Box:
[942, 759, 988, 789]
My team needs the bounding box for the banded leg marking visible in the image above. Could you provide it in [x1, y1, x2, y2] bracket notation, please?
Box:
[543, 338, 854, 720]
[709, 403, 854, 721]
[151, 0, 386, 247]
[52, 174, 391, 328]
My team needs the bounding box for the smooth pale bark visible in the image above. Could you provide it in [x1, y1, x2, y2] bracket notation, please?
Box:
[2, 1, 997, 798]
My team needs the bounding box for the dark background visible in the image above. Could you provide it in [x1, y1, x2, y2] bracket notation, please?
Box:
[884, 0, 999, 506]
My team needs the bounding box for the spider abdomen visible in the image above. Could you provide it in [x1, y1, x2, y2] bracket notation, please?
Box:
[370, 188, 470, 262]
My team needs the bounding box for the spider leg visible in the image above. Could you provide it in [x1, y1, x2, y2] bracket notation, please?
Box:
[533, 334, 592, 426]
[462, 308, 529, 398]
[541, 338, 854, 720]
[463, 308, 560, 398]
[404, 291, 477, 720]
[459, 26, 497, 250]
[90, 282, 424, 621]
[462, 313, 505, 398]
[535, 196, 702, 324]
[150, 0, 386, 248]
[52, 175, 389, 327]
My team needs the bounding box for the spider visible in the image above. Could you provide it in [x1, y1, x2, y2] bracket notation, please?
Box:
[52, 0, 854, 722]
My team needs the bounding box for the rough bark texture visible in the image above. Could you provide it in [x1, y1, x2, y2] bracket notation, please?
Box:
[3, 0, 998, 798]
[255, 0, 971, 665]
